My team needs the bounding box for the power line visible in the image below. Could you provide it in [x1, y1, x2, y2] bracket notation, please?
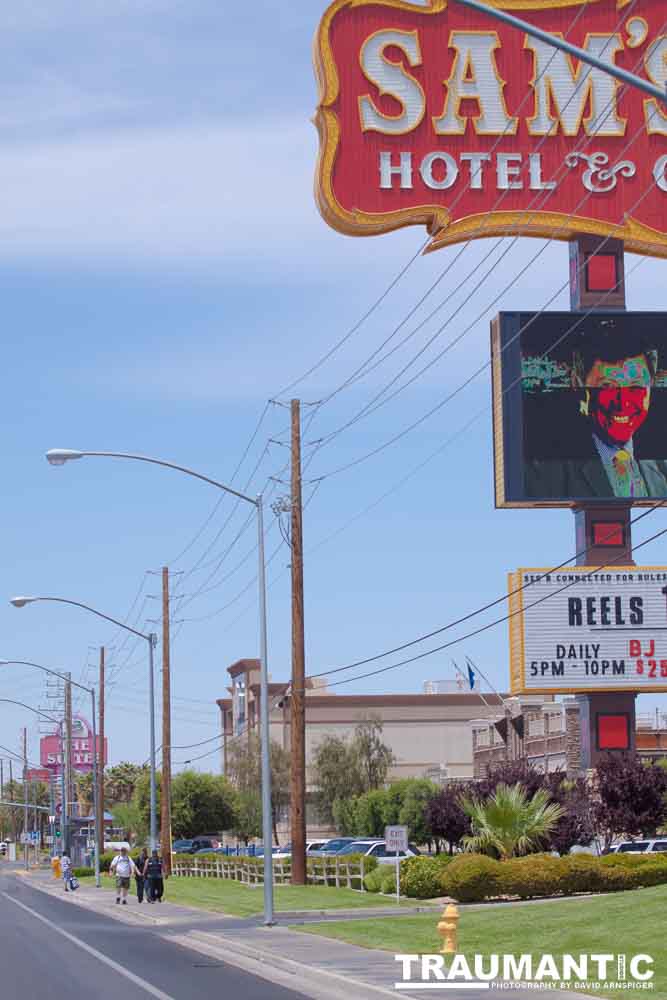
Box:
[308, 523, 667, 691]
[307, 498, 665, 683]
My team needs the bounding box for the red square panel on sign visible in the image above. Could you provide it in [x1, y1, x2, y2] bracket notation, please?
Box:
[592, 522, 624, 547]
[597, 714, 630, 750]
[586, 254, 617, 292]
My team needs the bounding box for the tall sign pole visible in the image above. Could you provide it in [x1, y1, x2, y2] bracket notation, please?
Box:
[569, 238, 638, 771]
[161, 566, 172, 877]
[290, 399, 307, 886]
[97, 646, 105, 864]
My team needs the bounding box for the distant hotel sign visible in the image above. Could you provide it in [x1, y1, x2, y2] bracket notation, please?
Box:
[314, 0, 667, 256]
[509, 566, 667, 693]
[40, 715, 107, 775]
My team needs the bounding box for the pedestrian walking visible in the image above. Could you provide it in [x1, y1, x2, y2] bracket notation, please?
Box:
[61, 853, 74, 893]
[135, 847, 149, 903]
[143, 849, 164, 903]
[109, 846, 137, 905]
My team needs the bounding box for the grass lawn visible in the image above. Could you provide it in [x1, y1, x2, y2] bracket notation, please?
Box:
[293, 885, 667, 1000]
[79, 875, 413, 917]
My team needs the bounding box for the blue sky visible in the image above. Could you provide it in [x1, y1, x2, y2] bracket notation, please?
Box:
[1, 0, 666, 773]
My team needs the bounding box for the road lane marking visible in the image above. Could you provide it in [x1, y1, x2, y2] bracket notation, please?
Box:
[2, 892, 176, 1000]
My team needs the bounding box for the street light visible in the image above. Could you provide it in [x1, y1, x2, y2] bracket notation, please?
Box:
[10, 596, 159, 855]
[0, 659, 102, 887]
[44, 447, 275, 925]
[0, 698, 61, 869]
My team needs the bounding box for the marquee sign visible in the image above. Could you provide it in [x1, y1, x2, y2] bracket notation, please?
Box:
[40, 715, 107, 775]
[508, 565, 667, 693]
[314, 0, 667, 255]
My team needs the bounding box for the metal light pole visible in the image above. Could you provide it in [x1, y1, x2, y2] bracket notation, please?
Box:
[0, 659, 102, 887]
[8, 602, 158, 855]
[44, 447, 274, 924]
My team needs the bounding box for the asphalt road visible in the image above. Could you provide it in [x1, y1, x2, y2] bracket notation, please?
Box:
[0, 868, 307, 1000]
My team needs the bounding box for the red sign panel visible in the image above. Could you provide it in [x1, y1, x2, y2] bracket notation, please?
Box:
[40, 715, 107, 775]
[314, 0, 667, 255]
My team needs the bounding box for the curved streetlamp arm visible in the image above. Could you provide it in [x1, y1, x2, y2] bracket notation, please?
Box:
[0, 659, 92, 697]
[50, 450, 258, 506]
[12, 597, 152, 641]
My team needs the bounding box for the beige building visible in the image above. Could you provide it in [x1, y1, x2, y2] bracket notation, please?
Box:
[217, 659, 508, 833]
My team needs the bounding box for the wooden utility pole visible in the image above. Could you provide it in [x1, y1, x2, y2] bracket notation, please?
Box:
[290, 399, 307, 885]
[161, 566, 172, 876]
[97, 646, 105, 862]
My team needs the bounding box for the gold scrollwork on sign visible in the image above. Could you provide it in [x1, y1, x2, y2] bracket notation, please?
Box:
[314, 0, 667, 259]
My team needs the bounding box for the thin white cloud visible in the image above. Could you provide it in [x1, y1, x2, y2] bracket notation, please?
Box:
[0, 118, 330, 271]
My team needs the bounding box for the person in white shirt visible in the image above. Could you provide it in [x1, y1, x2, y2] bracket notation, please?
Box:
[109, 846, 137, 905]
[61, 853, 74, 893]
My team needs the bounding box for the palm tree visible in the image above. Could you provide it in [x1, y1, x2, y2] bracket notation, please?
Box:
[462, 783, 564, 859]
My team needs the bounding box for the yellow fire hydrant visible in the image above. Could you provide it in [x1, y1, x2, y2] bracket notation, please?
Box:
[437, 902, 460, 955]
[51, 856, 61, 879]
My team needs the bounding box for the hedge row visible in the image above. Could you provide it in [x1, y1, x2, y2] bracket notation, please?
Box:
[363, 852, 667, 901]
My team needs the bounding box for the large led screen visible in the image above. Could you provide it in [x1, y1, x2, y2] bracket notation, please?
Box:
[492, 312, 667, 507]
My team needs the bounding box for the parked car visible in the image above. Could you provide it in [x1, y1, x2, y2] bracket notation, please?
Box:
[172, 839, 194, 854]
[608, 839, 667, 854]
[308, 837, 358, 857]
[272, 840, 328, 860]
[190, 837, 220, 853]
[195, 847, 227, 855]
[335, 839, 421, 864]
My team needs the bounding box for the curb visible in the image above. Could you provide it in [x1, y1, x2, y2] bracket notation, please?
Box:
[277, 903, 442, 919]
[183, 928, 402, 1000]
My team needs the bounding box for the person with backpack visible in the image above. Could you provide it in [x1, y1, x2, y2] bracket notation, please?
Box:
[61, 853, 74, 893]
[143, 849, 164, 903]
[109, 846, 137, 905]
[135, 847, 149, 903]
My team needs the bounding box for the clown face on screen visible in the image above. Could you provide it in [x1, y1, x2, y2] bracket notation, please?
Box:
[584, 355, 652, 448]
[519, 320, 667, 502]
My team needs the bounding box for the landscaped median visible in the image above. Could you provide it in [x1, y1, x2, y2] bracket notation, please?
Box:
[293, 884, 667, 1000]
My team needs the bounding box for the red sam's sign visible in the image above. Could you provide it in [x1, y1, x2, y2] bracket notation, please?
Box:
[314, 0, 667, 255]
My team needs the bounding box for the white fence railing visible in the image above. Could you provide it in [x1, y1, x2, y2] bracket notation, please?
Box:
[172, 856, 368, 889]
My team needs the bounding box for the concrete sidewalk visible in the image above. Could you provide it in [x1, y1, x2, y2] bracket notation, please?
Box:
[22, 870, 421, 997]
[22, 869, 582, 1000]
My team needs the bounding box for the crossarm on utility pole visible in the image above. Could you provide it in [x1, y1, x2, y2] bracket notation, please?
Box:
[452, 0, 667, 105]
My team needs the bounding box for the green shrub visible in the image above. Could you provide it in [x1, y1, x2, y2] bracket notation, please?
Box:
[597, 865, 637, 892]
[557, 854, 606, 895]
[442, 854, 502, 902]
[72, 866, 94, 878]
[363, 867, 384, 892]
[400, 855, 452, 899]
[498, 855, 564, 899]
[601, 852, 667, 868]
[380, 866, 397, 894]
